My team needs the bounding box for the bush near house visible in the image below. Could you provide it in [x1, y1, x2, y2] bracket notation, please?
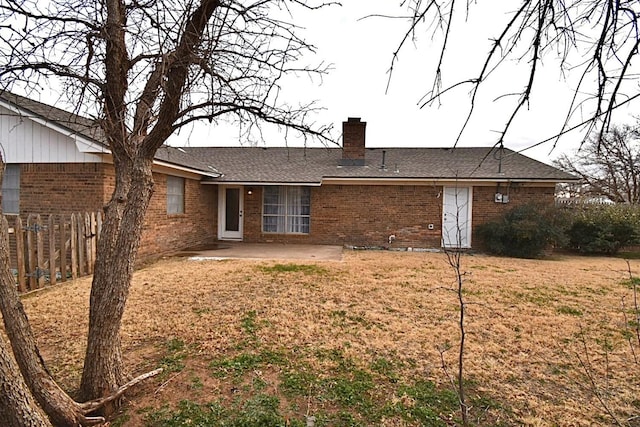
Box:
[476, 203, 568, 258]
[479, 203, 640, 258]
[565, 204, 640, 255]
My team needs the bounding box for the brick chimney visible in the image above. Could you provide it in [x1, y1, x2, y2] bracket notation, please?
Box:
[340, 117, 366, 166]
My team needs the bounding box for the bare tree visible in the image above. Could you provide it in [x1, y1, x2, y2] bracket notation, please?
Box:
[389, 1, 640, 147]
[555, 124, 640, 203]
[0, 0, 333, 421]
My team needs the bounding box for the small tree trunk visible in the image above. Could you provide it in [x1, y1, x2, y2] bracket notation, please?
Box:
[79, 158, 155, 413]
[0, 336, 52, 427]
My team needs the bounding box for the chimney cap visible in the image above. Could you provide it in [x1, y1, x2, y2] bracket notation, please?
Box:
[346, 117, 363, 123]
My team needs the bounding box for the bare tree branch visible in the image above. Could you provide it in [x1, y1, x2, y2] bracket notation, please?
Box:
[390, 1, 640, 145]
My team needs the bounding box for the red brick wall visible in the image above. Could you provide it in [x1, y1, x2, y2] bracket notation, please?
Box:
[8, 163, 217, 262]
[472, 184, 556, 225]
[8, 164, 557, 256]
[241, 184, 556, 249]
[243, 184, 443, 248]
[471, 184, 556, 247]
[138, 172, 217, 259]
[19, 163, 109, 215]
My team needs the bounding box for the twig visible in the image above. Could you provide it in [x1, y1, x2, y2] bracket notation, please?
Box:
[621, 295, 638, 364]
[154, 369, 182, 396]
[626, 261, 640, 353]
[80, 368, 163, 413]
[576, 326, 623, 426]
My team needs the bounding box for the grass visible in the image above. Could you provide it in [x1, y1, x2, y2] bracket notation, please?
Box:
[556, 305, 583, 316]
[258, 263, 329, 275]
[158, 338, 188, 377]
[21, 251, 640, 426]
[149, 345, 463, 427]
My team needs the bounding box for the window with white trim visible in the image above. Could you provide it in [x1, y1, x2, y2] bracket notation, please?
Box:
[2, 164, 20, 214]
[166, 176, 185, 214]
[263, 186, 310, 234]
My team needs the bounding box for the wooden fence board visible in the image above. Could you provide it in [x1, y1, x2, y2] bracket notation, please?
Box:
[60, 215, 67, 283]
[36, 215, 44, 289]
[77, 213, 85, 276]
[70, 214, 78, 280]
[48, 215, 56, 287]
[14, 216, 26, 293]
[85, 213, 92, 274]
[26, 214, 36, 290]
[4, 212, 100, 292]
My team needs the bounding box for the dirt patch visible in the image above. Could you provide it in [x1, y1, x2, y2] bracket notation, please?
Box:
[19, 251, 640, 426]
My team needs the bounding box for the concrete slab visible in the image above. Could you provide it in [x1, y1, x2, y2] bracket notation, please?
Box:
[175, 242, 343, 262]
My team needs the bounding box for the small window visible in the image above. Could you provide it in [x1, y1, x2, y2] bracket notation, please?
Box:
[2, 164, 20, 214]
[263, 186, 310, 234]
[166, 176, 185, 214]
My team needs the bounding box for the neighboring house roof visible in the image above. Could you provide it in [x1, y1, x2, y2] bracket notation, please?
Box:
[0, 91, 220, 177]
[178, 146, 577, 184]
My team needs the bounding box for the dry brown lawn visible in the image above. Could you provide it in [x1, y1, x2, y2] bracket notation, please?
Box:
[15, 250, 640, 426]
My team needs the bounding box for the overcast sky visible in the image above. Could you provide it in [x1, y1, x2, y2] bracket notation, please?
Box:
[14, 1, 637, 165]
[169, 1, 640, 166]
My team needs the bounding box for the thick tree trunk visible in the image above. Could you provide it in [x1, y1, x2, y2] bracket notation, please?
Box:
[79, 158, 155, 412]
[0, 336, 51, 427]
[0, 218, 88, 425]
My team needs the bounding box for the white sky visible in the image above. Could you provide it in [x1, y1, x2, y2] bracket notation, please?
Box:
[13, 1, 637, 165]
[171, 1, 640, 166]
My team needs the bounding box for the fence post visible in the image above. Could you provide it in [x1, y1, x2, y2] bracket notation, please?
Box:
[84, 212, 92, 274]
[48, 215, 56, 287]
[60, 215, 67, 282]
[96, 211, 102, 242]
[36, 214, 44, 289]
[70, 213, 78, 280]
[90, 212, 97, 274]
[26, 214, 36, 291]
[14, 216, 26, 293]
[77, 212, 85, 276]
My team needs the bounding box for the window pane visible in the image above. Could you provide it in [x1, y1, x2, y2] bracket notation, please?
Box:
[263, 216, 278, 232]
[166, 176, 184, 214]
[225, 188, 240, 231]
[2, 164, 19, 214]
[262, 186, 310, 234]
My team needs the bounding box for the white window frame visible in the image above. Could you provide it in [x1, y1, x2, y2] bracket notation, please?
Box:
[262, 186, 310, 234]
[166, 175, 185, 215]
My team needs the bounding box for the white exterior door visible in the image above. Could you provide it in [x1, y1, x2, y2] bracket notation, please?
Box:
[442, 186, 472, 248]
[218, 186, 243, 240]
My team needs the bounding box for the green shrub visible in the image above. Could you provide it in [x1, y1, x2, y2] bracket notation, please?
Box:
[476, 203, 568, 258]
[565, 205, 640, 254]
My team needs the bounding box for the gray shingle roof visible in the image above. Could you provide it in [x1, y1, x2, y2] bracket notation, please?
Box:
[0, 91, 105, 142]
[1, 91, 575, 183]
[179, 146, 577, 183]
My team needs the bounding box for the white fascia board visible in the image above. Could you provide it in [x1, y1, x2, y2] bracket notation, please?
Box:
[0, 99, 110, 154]
[201, 181, 322, 186]
[74, 137, 110, 154]
[320, 177, 565, 186]
[152, 159, 221, 178]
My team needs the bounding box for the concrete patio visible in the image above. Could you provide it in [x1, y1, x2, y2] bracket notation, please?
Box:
[174, 242, 343, 261]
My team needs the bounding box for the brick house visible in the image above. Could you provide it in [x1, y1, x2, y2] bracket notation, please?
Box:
[0, 92, 576, 257]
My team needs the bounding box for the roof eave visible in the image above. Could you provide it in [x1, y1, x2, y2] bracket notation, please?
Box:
[202, 179, 322, 186]
[321, 177, 575, 184]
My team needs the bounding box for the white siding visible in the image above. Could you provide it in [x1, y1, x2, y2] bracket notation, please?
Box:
[0, 105, 103, 163]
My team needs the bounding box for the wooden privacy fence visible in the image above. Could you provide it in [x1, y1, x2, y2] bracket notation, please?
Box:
[4, 212, 102, 293]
